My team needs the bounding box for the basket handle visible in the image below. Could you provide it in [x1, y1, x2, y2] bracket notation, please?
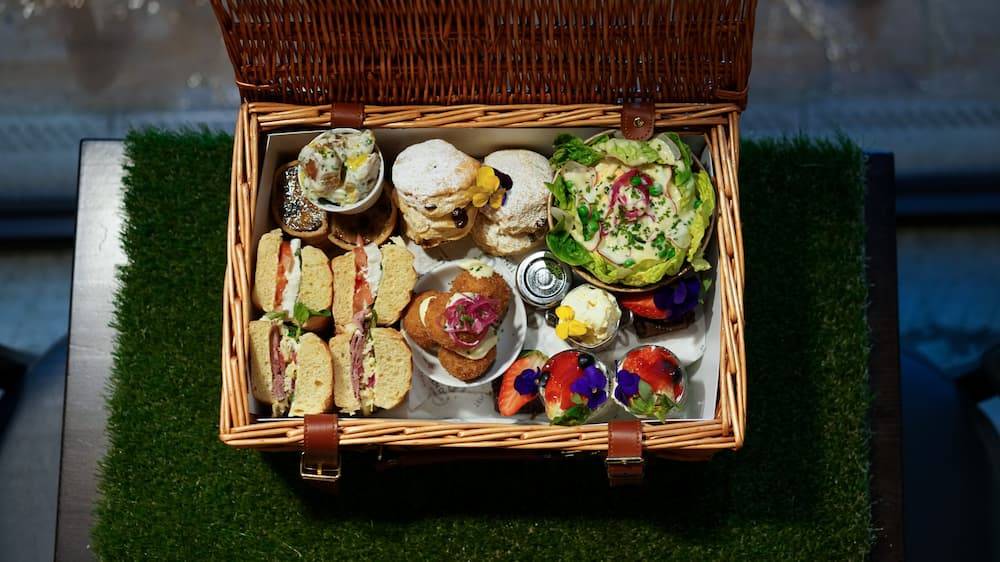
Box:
[606, 420, 644, 486]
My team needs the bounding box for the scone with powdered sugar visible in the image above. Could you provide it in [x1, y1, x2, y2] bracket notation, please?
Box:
[391, 139, 480, 246]
[471, 149, 552, 256]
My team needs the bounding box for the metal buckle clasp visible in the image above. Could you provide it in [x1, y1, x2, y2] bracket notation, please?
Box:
[605, 456, 644, 466]
[299, 453, 341, 482]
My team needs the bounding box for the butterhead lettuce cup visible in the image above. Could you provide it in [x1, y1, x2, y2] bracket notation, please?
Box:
[546, 132, 715, 287]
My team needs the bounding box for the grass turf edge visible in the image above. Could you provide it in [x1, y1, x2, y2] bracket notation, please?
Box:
[92, 130, 873, 560]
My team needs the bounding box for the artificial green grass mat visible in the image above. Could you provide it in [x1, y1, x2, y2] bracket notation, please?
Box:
[94, 130, 872, 560]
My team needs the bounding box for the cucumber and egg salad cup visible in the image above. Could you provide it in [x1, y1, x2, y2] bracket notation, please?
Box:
[545, 131, 716, 287]
[297, 128, 384, 214]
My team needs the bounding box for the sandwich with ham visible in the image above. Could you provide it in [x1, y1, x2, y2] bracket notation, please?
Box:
[330, 236, 416, 332]
[329, 237, 415, 415]
[252, 229, 333, 331]
[248, 318, 334, 417]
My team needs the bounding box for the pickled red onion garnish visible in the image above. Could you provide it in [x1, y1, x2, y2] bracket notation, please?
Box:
[610, 169, 652, 222]
[444, 294, 500, 348]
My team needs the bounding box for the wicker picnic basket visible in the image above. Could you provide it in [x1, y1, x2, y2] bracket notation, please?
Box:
[212, 0, 755, 474]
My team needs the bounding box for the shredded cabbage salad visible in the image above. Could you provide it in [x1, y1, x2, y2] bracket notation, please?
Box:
[545, 132, 715, 286]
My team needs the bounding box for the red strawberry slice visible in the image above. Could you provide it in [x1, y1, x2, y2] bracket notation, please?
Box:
[618, 292, 669, 320]
[621, 346, 679, 393]
[497, 350, 548, 416]
[542, 351, 583, 414]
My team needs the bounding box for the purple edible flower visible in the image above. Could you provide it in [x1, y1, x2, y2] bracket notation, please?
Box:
[615, 369, 640, 403]
[653, 276, 701, 319]
[570, 365, 608, 409]
[514, 368, 541, 395]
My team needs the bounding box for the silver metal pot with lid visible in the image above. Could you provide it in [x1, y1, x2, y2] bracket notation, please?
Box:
[515, 251, 572, 309]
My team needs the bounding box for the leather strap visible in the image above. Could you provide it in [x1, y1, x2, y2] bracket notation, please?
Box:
[330, 102, 364, 129]
[606, 420, 644, 486]
[301, 414, 341, 483]
[621, 101, 655, 140]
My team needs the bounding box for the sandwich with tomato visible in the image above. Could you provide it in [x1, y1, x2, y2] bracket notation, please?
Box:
[252, 229, 333, 331]
[328, 237, 415, 415]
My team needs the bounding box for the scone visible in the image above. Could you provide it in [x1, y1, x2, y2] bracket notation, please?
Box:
[392, 139, 480, 247]
[472, 217, 543, 256]
[472, 149, 552, 256]
[395, 190, 477, 246]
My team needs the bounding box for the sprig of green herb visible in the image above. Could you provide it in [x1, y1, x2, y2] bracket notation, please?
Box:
[550, 402, 592, 426]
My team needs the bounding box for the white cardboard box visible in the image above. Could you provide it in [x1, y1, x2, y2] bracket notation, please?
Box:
[253, 128, 721, 422]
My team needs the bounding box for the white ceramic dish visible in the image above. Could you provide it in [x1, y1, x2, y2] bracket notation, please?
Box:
[300, 127, 386, 215]
[402, 261, 527, 388]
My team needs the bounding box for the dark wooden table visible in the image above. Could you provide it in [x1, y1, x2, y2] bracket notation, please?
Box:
[55, 141, 904, 559]
[57, 141, 126, 560]
[864, 152, 904, 560]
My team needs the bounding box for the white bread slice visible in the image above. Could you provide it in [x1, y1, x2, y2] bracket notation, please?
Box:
[331, 242, 416, 332]
[248, 318, 279, 406]
[373, 240, 417, 326]
[330, 253, 356, 333]
[298, 245, 333, 330]
[252, 228, 332, 331]
[288, 333, 334, 416]
[372, 327, 412, 410]
[329, 328, 411, 415]
[251, 229, 283, 311]
[329, 333, 360, 414]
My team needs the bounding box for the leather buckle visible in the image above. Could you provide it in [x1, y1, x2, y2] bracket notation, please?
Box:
[330, 102, 364, 129]
[299, 453, 341, 482]
[621, 100, 655, 140]
[606, 419, 644, 485]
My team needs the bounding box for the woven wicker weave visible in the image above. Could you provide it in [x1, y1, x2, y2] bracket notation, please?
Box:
[212, 0, 754, 459]
[212, 0, 756, 107]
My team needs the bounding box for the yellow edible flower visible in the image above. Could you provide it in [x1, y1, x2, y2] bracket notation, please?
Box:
[346, 154, 368, 170]
[554, 305, 588, 340]
[471, 165, 505, 208]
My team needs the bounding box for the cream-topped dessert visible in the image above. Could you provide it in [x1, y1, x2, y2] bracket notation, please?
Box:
[556, 284, 621, 346]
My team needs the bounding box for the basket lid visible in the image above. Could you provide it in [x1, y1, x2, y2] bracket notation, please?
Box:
[211, 0, 757, 108]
